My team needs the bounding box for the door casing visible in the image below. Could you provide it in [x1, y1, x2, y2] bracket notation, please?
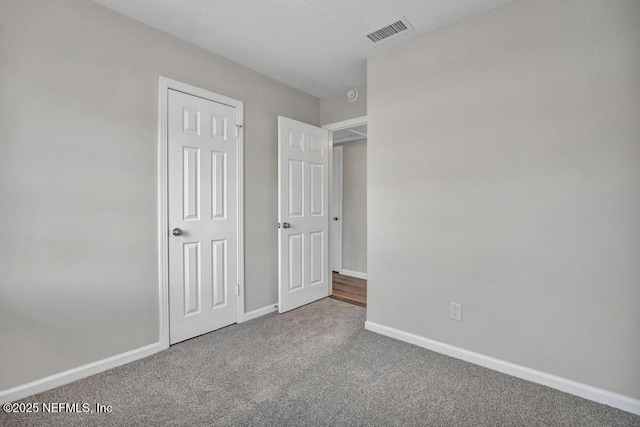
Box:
[158, 76, 245, 348]
[322, 116, 367, 286]
[330, 145, 343, 272]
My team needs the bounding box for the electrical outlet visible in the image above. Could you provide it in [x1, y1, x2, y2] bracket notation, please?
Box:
[450, 303, 462, 321]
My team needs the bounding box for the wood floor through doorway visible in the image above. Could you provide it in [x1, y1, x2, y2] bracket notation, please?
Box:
[330, 272, 367, 307]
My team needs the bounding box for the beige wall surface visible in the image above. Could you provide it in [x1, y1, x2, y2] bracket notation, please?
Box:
[320, 85, 367, 125]
[367, 0, 640, 399]
[340, 139, 367, 274]
[0, 0, 318, 390]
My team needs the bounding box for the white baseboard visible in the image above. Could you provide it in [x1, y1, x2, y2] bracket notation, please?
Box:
[364, 321, 640, 416]
[0, 342, 165, 404]
[339, 269, 368, 280]
[1, 303, 279, 403]
[243, 304, 278, 322]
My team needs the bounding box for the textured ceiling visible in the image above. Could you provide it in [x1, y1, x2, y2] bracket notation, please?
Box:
[91, 0, 512, 97]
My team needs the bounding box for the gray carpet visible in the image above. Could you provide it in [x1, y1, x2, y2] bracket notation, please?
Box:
[2, 298, 639, 426]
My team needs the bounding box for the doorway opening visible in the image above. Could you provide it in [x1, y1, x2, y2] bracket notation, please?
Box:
[323, 117, 368, 307]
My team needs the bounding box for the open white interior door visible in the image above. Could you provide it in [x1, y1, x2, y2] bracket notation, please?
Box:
[278, 117, 330, 313]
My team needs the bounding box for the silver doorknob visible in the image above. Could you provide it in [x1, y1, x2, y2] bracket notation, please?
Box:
[282, 222, 291, 229]
[172, 228, 183, 236]
[333, 217, 339, 221]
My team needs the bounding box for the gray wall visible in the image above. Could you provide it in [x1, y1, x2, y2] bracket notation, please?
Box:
[0, 0, 318, 390]
[367, 0, 640, 400]
[340, 139, 367, 274]
[320, 85, 367, 125]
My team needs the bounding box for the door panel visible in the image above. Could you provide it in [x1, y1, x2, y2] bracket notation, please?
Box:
[310, 163, 324, 216]
[183, 242, 201, 315]
[289, 160, 304, 216]
[211, 151, 226, 219]
[310, 231, 324, 285]
[183, 147, 200, 220]
[168, 89, 238, 344]
[211, 239, 227, 307]
[278, 117, 329, 313]
[289, 233, 304, 291]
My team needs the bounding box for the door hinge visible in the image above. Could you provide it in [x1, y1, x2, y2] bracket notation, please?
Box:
[235, 124, 243, 137]
[236, 284, 240, 296]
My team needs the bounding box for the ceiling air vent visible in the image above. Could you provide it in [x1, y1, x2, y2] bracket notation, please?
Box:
[363, 17, 413, 44]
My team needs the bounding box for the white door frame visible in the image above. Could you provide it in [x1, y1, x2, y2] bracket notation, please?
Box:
[323, 115, 367, 292]
[157, 76, 245, 348]
[330, 145, 343, 272]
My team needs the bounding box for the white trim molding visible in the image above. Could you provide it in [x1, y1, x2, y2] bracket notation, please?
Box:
[322, 115, 368, 132]
[339, 269, 368, 280]
[244, 304, 278, 322]
[364, 321, 640, 416]
[157, 76, 246, 338]
[330, 145, 343, 274]
[0, 342, 163, 404]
